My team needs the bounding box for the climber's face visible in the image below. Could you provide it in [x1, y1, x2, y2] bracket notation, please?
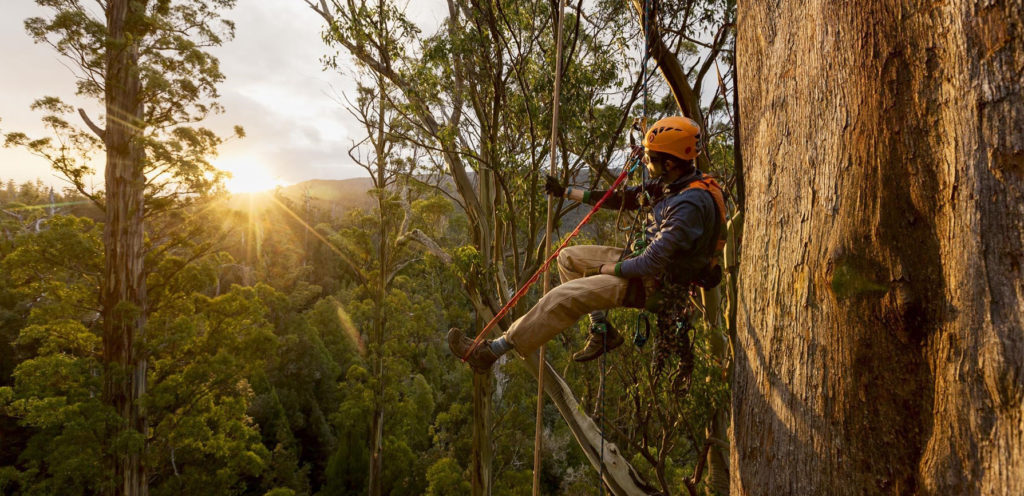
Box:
[644, 150, 666, 178]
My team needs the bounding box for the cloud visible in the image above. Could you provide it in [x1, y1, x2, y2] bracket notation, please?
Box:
[1, 1, 451, 188]
[0, 3, 100, 186]
[202, 1, 366, 183]
[2, 2, 365, 187]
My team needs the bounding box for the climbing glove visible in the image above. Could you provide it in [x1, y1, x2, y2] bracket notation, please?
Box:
[582, 266, 603, 277]
[544, 174, 566, 197]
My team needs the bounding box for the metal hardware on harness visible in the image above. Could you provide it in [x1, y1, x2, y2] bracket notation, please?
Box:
[633, 312, 652, 347]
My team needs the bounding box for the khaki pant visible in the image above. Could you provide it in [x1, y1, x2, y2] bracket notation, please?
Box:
[505, 245, 628, 354]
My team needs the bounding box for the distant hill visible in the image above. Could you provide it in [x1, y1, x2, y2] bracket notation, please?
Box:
[221, 170, 629, 232]
[276, 178, 376, 213]
[222, 178, 377, 219]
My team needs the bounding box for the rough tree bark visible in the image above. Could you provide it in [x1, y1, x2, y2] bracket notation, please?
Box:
[103, 1, 150, 495]
[734, 0, 1023, 494]
[471, 373, 493, 496]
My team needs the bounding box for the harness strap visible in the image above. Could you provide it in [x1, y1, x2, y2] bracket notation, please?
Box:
[652, 174, 727, 258]
[682, 177, 727, 256]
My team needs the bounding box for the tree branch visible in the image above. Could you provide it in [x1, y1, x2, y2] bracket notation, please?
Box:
[397, 228, 452, 264]
[629, 0, 709, 171]
[77, 108, 106, 140]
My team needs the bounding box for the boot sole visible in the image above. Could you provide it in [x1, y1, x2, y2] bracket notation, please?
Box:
[447, 328, 497, 373]
[572, 333, 625, 362]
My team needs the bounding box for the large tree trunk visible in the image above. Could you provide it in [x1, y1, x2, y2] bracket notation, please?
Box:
[471, 373, 493, 496]
[473, 168, 497, 496]
[103, 1, 149, 495]
[368, 401, 384, 496]
[733, 0, 1023, 494]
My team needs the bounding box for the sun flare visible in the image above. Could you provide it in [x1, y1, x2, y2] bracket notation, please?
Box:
[216, 156, 287, 194]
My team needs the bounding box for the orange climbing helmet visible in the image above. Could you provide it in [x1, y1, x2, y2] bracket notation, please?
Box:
[643, 116, 702, 161]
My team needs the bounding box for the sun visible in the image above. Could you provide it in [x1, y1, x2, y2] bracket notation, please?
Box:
[215, 156, 287, 194]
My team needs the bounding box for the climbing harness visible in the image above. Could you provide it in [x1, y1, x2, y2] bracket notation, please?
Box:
[465, 0, 680, 491]
[459, 132, 640, 496]
[598, 1, 660, 493]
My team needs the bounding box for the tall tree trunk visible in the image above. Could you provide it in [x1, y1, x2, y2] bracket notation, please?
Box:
[368, 399, 384, 496]
[733, 0, 1023, 494]
[471, 158, 497, 496]
[369, 144, 388, 496]
[368, 252, 386, 496]
[471, 373, 493, 496]
[103, 1, 149, 495]
[700, 288, 730, 495]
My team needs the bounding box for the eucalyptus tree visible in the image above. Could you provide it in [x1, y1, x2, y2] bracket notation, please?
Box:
[734, 0, 1023, 493]
[338, 73, 423, 495]
[4, 1, 241, 494]
[306, 0, 653, 490]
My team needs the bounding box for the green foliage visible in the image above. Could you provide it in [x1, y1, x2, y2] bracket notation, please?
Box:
[451, 245, 482, 281]
[0, 203, 286, 495]
[425, 457, 470, 496]
[0, 212, 117, 494]
[145, 285, 278, 495]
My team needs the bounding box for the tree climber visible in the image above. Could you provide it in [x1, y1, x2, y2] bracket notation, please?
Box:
[448, 115, 725, 373]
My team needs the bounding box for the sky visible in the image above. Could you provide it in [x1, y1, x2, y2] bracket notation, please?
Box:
[0, 0, 444, 191]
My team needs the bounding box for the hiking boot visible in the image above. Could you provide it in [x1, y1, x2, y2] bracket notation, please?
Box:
[447, 327, 499, 373]
[572, 321, 625, 362]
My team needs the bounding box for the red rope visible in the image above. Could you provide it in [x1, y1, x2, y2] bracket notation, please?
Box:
[462, 157, 639, 360]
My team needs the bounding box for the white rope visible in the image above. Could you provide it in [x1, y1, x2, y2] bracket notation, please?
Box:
[534, 0, 568, 494]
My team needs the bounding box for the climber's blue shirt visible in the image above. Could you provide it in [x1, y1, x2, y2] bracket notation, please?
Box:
[583, 171, 717, 283]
